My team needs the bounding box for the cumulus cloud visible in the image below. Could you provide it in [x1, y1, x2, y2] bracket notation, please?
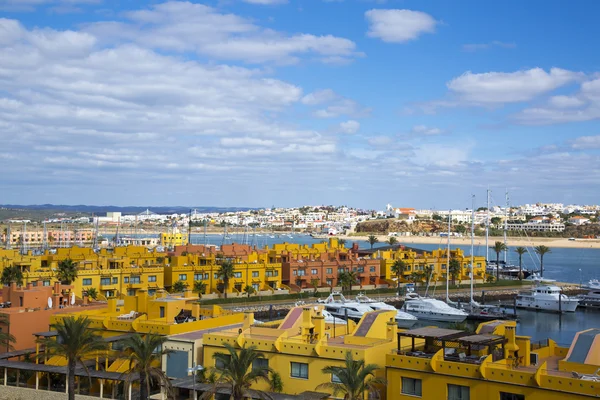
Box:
[301, 89, 337, 105]
[365, 9, 436, 43]
[571, 135, 600, 150]
[447, 68, 582, 104]
[301, 89, 369, 118]
[84, 1, 360, 65]
[411, 125, 442, 135]
[339, 120, 360, 134]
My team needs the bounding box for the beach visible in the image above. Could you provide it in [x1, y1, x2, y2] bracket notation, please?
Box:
[338, 234, 600, 249]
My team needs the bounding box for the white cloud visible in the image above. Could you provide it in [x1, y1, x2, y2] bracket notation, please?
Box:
[447, 68, 582, 104]
[85, 1, 360, 65]
[368, 136, 393, 146]
[571, 135, 600, 150]
[302, 89, 369, 118]
[411, 125, 442, 135]
[339, 120, 360, 134]
[548, 95, 585, 108]
[462, 41, 516, 52]
[365, 9, 436, 43]
[220, 137, 276, 147]
[301, 89, 337, 105]
[242, 0, 287, 4]
[413, 143, 470, 167]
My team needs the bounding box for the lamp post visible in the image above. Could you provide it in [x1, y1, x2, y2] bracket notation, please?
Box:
[187, 363, 204, 400]
[579, 269, 583, 288]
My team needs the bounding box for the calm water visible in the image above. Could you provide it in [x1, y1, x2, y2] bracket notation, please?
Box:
[121, 232, 600, 344]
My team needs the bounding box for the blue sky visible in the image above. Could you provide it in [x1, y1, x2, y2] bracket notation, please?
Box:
[1, 0, 599, 210]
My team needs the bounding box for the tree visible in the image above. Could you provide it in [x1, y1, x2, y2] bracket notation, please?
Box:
[1, 265, 23, 286]
[37, 316, 107, 400]
[0, 314, 16, 351]
[217, 259, 236, 299]
[338, 239, 347, 247]
[85, 287, 98, 300]
[269, 371, 283, 393]
[386, 236, 398, 246]
[56, 258, 78, 285]
[534, 245, 551, 277]
[492, 241, 507, 282]
[490, 217, 502, 227]
[172, 280, 187, 293]
[121, 333, 173, 400]
[448, 258, 461, 286]
[367, 235, 378, 249]
[514, 247, 527, 280]
[310, 278, 320, 294]
[390, 260, 407, 296]
[316, 351, 386, 400]
[193, 281, 207, 296]
[209, 343, 272, 400]
[455, 225, 467, 235]
[243, 285, 255, 298]
[338, 270, 358, 292]
[424, 265, 433, 287]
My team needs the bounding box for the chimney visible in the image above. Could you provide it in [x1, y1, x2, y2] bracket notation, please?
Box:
[386, 317, 397, 341]
[107, 297, 117, 313]
[26, 282, 33, 290]
[191, 303, 200, 320]
[83, 293, 89, 305]
[52, 293, 60, 310]
[53, 282, 60, 294]
[301, 307, 314, 343]
[504, 326, 520, 362]
[243, 312, 254, 330]
[10, 281, 17, 291]
[313, 308, 326, 341]
[183, 288, 193, 298]
[137, 289, 148, 314]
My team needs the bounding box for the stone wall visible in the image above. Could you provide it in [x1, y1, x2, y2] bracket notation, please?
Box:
[0, 386, 98, 400]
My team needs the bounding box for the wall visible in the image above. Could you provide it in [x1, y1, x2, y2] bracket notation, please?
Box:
[0, 386, 97, 400]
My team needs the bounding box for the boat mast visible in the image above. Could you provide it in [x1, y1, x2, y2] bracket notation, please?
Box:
[504, 189, 509, 263]
[485, 189, 490, 262]
[42, 220, 47, 251]
[203, 219, 207, 246]
[446, 209, 451, 303]
[471, 195, 475, 305]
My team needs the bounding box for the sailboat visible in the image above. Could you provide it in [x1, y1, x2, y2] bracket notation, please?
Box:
[468, 195, 481, 309]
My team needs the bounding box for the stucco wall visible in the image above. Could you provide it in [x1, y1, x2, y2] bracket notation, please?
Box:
[0, 386, 98, 400]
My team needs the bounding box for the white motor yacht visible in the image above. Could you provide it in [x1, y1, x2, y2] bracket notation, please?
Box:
[354, 293, 417, 328]
[525, 272, 556, 283]
[583, 279, 600, 290]
[322, 309, 346, 325]
[319, 292, 375, 320]
[516, 284, 579, 312]
[402, 289, 468, 322]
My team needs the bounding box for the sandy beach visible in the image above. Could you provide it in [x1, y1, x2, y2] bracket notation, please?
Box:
[338, 235, 600, 249]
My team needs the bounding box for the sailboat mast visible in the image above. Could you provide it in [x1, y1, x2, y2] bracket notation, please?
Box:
[471, 195, 475, 304]
[504, 189, 509, 263]
[446, 209, 451, 302]
[485, 189, 490, 262]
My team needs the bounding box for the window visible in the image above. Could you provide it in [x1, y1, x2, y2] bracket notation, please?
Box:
[448, 384, 469, 400]
[331, 373, 342, 383]
[101, 278, 111, 285]
[252, 358, 268, 371]
[357, 267, 364, 273]
[252, 283, 260, 291]
[234, 272, 242, 278]
[127, 289, 136, 296]
[290, 362, 308, 379]
[130, 276, 141, 284]
[266, 271, 273, 277]
[442, 264, 447, 270]
[297, 270, 305, 276]
[204, 273, 209, 280]
[112, 277, 118, 284]
[401, 377, 422, 397]
[252, 271, 259, 278]
[326, 279, 333, 286]
[43, 280, 50, 286]
[311, 269, 318, 275]
[159, 306, 165, 318]
[326, 268, 333, 274]
[124, 277, 129, 284]
[214, 273, 218, 279]
[293, 270, 297, 276]
[82, 278, 92, 286]
[499, 393, 524, 400]
[148, 289, 156, 296]
[178, 274, 187, 281]
[148, 275, 157, 282]
[194, 273, 202, 280]
[370, 266, 376, 272]
[215, 355, 231, 369]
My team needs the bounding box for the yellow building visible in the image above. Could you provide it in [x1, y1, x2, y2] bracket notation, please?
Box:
[387, 320, 600, 399]
[201, 306, 402, 398]
[376, 247, 486, 284]
[160, 230, 188, 247]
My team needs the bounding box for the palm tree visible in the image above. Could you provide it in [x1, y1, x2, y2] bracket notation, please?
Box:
[269, 371, 283, 393]
[85, 287, 98, 300]
[56, 258, 78, 284]
[217, 259, 236, 299]
[386, 236, 398, 246]
[193, 281, 207, 296]
[338, 270, 358, 292]
[0, 314, 16, 352]
[243, 285, 255, 298]
[492, 241, 507, 282]
[448, 258, 461, 286]
[121, 333, 173, 400]
[390, 260, 406, 296]
[338, 238, 347, 248]
[317, 351, 386, 400]
[172, 280, 187, 293]
[209, 343, 272, 400]
[514, 247, 527, 280]
[37, 316, 107, 400]
[535, 245, 551, 277]
[367, 235, 378, 249]
[424, 265, 433, 287]
[1, 265, 23, 286]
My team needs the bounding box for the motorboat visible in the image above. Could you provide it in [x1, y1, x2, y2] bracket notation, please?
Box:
[525, 272, 556, 283]
[318, 292, 375, 320]
[401, 289, 468, 322]
[354, 293, 417, 328]
[516, 284, 579, 312]
[322, 309, 346, 325]
[583, 279, 600, 290]
[487, 261, 533, 279]
[578, 289, 600, 308]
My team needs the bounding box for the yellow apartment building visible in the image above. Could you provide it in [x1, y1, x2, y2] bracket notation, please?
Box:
[201, 306, 407, 398]
[375, 247, 486, 284]
[387, 320, 600, 399]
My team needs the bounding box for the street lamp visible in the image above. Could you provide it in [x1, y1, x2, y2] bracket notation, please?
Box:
[187, 363, 204, 400]
[579, 269, 583, 288]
